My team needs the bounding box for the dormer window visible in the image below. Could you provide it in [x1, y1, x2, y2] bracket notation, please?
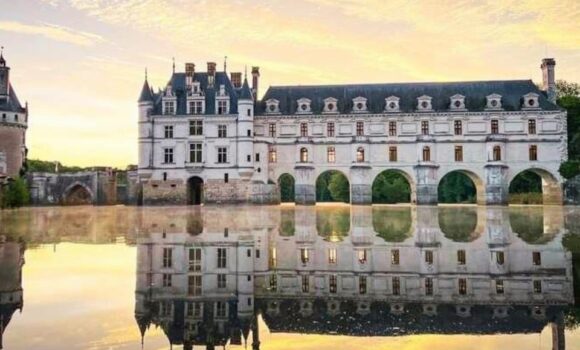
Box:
[450, 94, 466, 110]
[192, 82, 201, 94]
[417, 95, 432, 111]
[218, 84, 227, 97]
[385, 96, 400, 112]
[216, 99, 229, 115]
[266, 99, 280, 114]
[486, 94, 503, 110]
[163, 100, 176, 115]
[323, 97, 338, 113]
[523, 92, 540, 109]
[296, 98, 312, 114]
[352, 96, 368, 113]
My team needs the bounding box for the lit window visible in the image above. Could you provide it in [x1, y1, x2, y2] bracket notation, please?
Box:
[269, 274, 277, 291]
[389, 146, 397, 162]
[422, 146, 431, 162]
[327, 147, 336, 163]
[496, 280, 504, 294]
[300, 248, 309, 264]
[455, 146, 463, 162]
[328, 248, 337, 264]
[269, 247, 276, 268]
[300, 148, 308, 163]
[269, 148, 277, 163]
[492, 146, 502, 161]
[391, 249, 400, 265]
[356, 147, 365, 163]
[529, 145, 537, 161]
[358, 250, 367, 264]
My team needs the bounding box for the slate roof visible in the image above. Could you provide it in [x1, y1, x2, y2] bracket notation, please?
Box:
[240, 77, 253, 100]
[0, 84, 26, 113]
[257, 79, 560, 115]
[138, 79, 153, 103]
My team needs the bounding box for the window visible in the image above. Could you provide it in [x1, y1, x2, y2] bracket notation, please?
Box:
[300, 147, 308, 163]
[300, 123, 308, 137]
[492, 146, 501, 161]
[358, 250, 367, 264]
[422, 146, 431, 162]
[391, 249, 400, 265]
[164, 125, 174, 138]
[224, 173, 229, 183]
[329, 275, 337, 293]
[160, 301, 171, 316]
[327, 147, 336, 163]
[302, 275, 309, 293]
[389, 146, 397, 162]
[256, 249, 261, 259]
[533, 280, 542, 293]
[216, 301, 227, 318]
[187, 302, 202, 317]
[218, 124, 227, 138]
[496, 280, 504, 294]
[528, 119, 536, 134]
[328, 248, 337, 264]
[300, 248, 309, 264]
[269, 248, 276, 268]
[163, 273, 172, 287]
[392, 277, 400, 295]
[421, 121, 429, 135]
[454, 120, 462, 135]
[189, 143, 202, 163]
[269, 275, 277, 291]
[491, 119, 499, 134]
[327, 122, 335, 137]
[389, 121, 397, 136]
[189, 100, 203, 114]
[458, 278, 467, 295]
[425, 277, 433, 295]
[255, 153, 260, 162]
[247, 129, 251, 137]
[247, 249, 251, 257]
[217, 248, 227, 268]
[359, 276, 367, 294]
[188, 248, 201, 272]
[496, 251, 505, 265]
[356, 147, 365, 163]
[189, 120, 203, 135]
[269, 123, 276, 137]
[457, 250, 466, 265]
[455, 146, 463, 162]
[164, 101, 175, 115]
[269, 148, 277, 163]
[217, 274, 226, 289]
[425, 250, 433, 265]
[532, 251, 541, 266]
[217, 100, 228, 114]
[188, 275, 202, 296]
[217, 147, 227, 163]
[164, 148, 174, 164]
[163, 248, 173, 268]
[356, 121, 364, 136]
[529, 145, 537, 161]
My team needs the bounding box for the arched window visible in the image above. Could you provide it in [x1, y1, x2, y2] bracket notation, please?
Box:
[422, 146, 431, 162]
[300, 147, 309, 163]
[356, 147, 365, 163]
[493, 146, 502, 161]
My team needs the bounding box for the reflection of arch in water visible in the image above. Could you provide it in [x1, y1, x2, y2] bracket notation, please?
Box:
[508, 168, 562, 205]
[438, 169, 485, 205]
[509, 207, 556, 244]
[187, 176, 204, 205]
[316, 206, 350, 240]
[438, 207, 483, 242]
[279, 207, 296, 236]
[372, 207, 413, 242]
[371, 169, 415, 204]
[278, 173, 296, 203]
[315, 170, 350, 203]
[186, 208, 203, 235]
[62, 182, 94, 206]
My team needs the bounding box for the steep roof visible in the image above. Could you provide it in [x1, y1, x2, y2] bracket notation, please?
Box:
[0, 84, 26, 113]
[138, 79, 154, 103]
[257, 79, 560, 115]
[239, 77, 253, 100]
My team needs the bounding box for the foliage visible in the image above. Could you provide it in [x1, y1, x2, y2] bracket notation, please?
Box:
[372, 207, 412, 242]
[1, 177, 30, 208]
[438, 208, 478, 241]
[278, 174, 295, 202]
[509, 171, 542, 193]
[372, 171, 410, 203]
[279, 208, 296, 236]
[437, 172, 476, 203]
[559, 160, 580, 179]
[557, 80, 580, 99]
[508, 192, 543, 204]
[316, 208, 350, 237]
[316, 171, 350, 203]
[27, 159, 87, 173]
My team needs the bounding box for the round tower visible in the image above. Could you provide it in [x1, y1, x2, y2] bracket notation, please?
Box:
[137, 72, 154, 178]
[237, 76, 255, 180]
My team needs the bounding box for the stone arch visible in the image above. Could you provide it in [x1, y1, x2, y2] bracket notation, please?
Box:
[62, 182, 94, 206]
[187, 176, 204, 205]
[438, 207, 481, 242]
[371, 169, 416, 204]
[508, 168, 562, 205]
[437, 169, 485, 205]
[315, 170, 350, 203]
[278, 173, 296, 203]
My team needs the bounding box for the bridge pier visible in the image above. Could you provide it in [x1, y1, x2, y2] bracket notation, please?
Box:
[294, 164, 315, 205]
[484, 164, 508, 205]
[415, 164, 439, 205]
[350, 165, 372, 205]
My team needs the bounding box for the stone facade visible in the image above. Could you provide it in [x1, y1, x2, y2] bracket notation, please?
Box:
[138, 58, 567, 205]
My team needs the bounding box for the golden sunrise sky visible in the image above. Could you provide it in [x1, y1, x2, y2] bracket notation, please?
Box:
[1, 0, 580, 168]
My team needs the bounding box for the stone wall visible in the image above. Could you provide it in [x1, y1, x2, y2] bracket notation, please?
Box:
[204, 179, 251, 204]
[0, 125, 26, 178]
[142, 180, 188, 206]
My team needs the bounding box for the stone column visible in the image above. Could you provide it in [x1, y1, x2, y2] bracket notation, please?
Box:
[350, 164, 372, 205]
[551, 312, 565, 350]
[294, 164, 315, 205]
[484, 164, 508, 205]
[414, 164, 439, 205]
[543, 181, 563, 205]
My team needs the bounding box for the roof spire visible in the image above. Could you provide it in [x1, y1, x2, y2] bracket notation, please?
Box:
[224, 55, 228, 72]
[0, 46, 5, 66]
[172, 57, 175, 74]
[145, 67, 148, 81]
[244, 65, 248, 79]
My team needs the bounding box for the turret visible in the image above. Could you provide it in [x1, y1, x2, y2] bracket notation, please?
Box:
[237, 76, 255, 179]
[0, 47, 10, 100]
[138, 72, 154, 170]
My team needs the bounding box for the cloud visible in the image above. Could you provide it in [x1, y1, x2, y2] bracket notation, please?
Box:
[0, 21, 104, 46]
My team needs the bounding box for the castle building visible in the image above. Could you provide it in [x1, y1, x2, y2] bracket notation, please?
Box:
[137, 59, 566, 205]
[0, 51, 28, 178]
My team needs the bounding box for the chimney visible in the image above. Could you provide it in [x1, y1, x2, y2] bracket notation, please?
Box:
[185, 63, 195, 88]
[207, 62, 216, 76]
[541, 58, 556, 103]
[251, 66, 260, 100]
[231, 72, 242, 88]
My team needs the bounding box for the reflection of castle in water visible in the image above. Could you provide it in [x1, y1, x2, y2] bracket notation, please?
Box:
[0, 237, 24, 350]
[134, 206, 574, 350]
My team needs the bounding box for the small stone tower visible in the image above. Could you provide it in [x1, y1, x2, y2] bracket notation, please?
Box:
[0, 49, 28, 177]
[237, 75, 255, 180]
[137, 71, 154, 178]
[541, 58, 557, 103]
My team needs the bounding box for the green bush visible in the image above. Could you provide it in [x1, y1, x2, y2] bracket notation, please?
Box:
[559, 160, 580, 180]
[1, 177, 30, 208]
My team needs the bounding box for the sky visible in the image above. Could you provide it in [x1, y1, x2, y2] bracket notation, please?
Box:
[1, 0, 579, 168]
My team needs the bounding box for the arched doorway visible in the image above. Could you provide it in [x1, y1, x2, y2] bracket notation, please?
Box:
[509, 169, 561, 205]
[278, 173, 295, 203]
[438, 170, 484, 205]
[315, 170, 350, 203]
[372, 170, 413, 204]
[63, 184, 93, 206]
[187, 177, 204, 205]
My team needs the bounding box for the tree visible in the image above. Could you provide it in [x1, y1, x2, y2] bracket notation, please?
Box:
[437, 172, 476, 203]
[278, 174, 295, 202]
[559, 160, 580, 179]
[372, 171, 411, 204]
[328, 172, 350, 203]
[1, 177, 30, 208]
[557, 80, 580, 99]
